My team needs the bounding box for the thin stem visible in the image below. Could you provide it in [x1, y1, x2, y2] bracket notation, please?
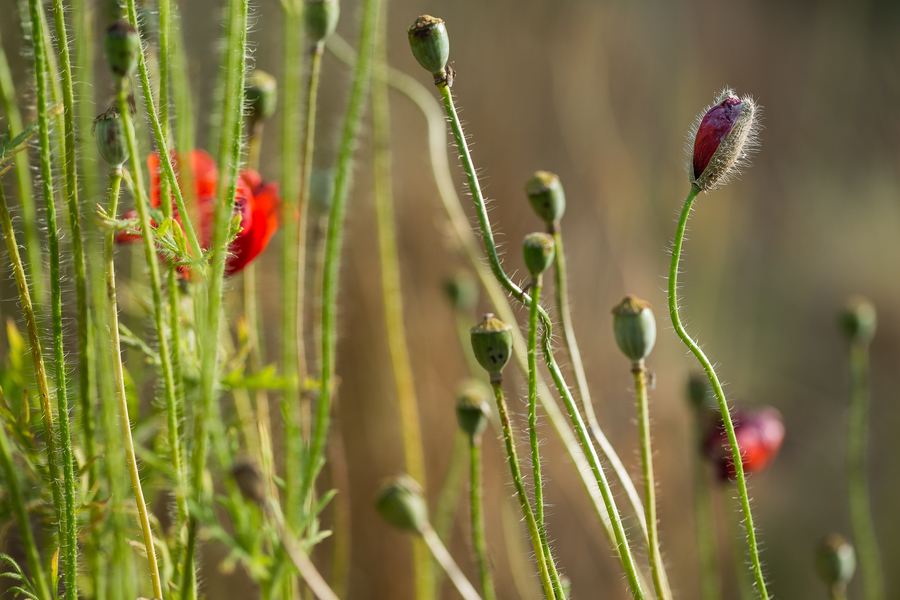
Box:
[552, 229, 648, 539]
[633, 361, 670, 600]
[117, 85, 166, 600]
[420, 523, 483, 600]
[0, 183, 53, 600]
[668, 186, 769, 600]
[26, 0, 75, 592]
[847, 339, 884, 600]
[307, 0, 379, 499]
[527, 281, 564, 600]
[489, 381, 557, 600]
[469, 438, 497, 600]
[272, 510, 341, 600]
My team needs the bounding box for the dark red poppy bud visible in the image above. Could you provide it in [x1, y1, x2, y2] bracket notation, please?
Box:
[688, 89, 760, 192]
[704, 405, 784, 482]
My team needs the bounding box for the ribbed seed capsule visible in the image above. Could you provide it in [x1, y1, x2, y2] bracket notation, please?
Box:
[408, 15, 451, 86]
[93, 108, 129, 168]
[305, 0, 341, 44]
[375, 474, 429, 533]
[525, 171, 566, 227]
[470, 314, 514, 382]
[612, 295, 656, 365]
[522, 232, 555, 281]
[244, 70, 278, 123]
[815, 534, 856, 589]
[455, 383, 490, 441]
[839, 296, 876, 343]
[104, 21, 140, 79]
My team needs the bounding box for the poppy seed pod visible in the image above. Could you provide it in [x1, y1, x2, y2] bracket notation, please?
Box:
[93, 108, 128, 167]
[525, 171, 566, 227]
[456, 383, 490, 441]
[687, 88, 761, 192]
[470, 314, 513, 382]
[815, 534, 856, 589]
[839, 297, 876, 344]
[375, 474, 429, 533]
[612, 296, 656, 365]
[305, 0, 340, 44]
[104, 21, 140, 79]
[522, 232, 555, 281]
[408, 15, 450, 85]
[244, 70, 278, 124]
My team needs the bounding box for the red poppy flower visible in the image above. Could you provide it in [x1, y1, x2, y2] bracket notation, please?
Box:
[119, 149, 279, 277]
[704, 406, 784, 482]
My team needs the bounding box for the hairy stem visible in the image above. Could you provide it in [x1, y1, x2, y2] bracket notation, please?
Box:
[468, 439, 497, 600]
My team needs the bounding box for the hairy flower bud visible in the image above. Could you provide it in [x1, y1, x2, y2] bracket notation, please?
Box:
[104, 21, 140, 79]
[612, 296, 656, 365]
[305, 0, 340, 44]
[687, 88, 760, 192]
[815, 534, 856, 589]
[470, 314, 513, 382]
[839, 296, 876, 344]
[525, 171, 566, 227]
[408, 15, 451, 86]
[93, 107, 128, 167]
[456, 382, 490, 441]
[522, 232, 555, 281]
[244, 70, 278, 124]
[375, 474, 429, 533]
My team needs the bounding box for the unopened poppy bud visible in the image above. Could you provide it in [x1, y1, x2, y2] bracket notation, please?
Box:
[705, 406, 785, 481]
[687, 373, 712, 410]
[408, 15, 451, 86]
[470, 314, 513, 382]
[839, 297, 876, 344]
[104, 21, 141, 79]
[612, 296, 656, 365]
[93, 108, 129, 167]
[443, 270, 478, 312]
[815, 534, 856, 589]
[305, 0, 340, 44]
[231, 460, 266, 508]
[456, 383, 490, 441]
[688, 88, 760, 192]
[375, 474, 429, 533]
[525, 171, 566, 227]
[244, 70, 277, 124]
[522, 233, 555, 282]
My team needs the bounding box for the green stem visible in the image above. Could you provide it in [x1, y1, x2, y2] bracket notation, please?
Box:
[527, 281, 564, 600]
[692, 408, 721, 600]
[469, 438, 497, 600]
[552, 229, 648, 539]
[0, 183, 54, 600]
[668, 185, 769, 600]
[847, 339, 885, 600]
[490, 381, 556, 600]
[632, 361, 670, 600]
[117, 83, 166, 600]
[420, 523, 483, 600]
[26, 0, 76, 593]
[307, 0, 379, 500]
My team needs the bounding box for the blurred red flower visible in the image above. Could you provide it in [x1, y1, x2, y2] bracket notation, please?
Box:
[119, 149, 279, 276]
[704, 406, 785, 482]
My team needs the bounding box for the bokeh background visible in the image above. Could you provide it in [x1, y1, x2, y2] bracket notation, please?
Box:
[3, 0, 900, 598]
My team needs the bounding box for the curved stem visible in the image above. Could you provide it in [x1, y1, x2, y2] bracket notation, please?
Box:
[420, 523, 483, 600]
[847, 339, 884, 600]
[633, 361, 670, 600]
[527, 282, 564, 600]
[668, 186, 769, 600]
[468, 439, 497, 600]
[490, 381, 557, 600]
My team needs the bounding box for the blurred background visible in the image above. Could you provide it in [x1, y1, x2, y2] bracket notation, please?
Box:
[3, 0, 900, 598]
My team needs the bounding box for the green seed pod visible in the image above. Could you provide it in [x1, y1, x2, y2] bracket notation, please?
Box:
[455, 382, 490, 441]
[612, 295, 656, 364]
[687, 373, 712, 410]
[470, 314, 514, 381]
[244, 70, 278, 124]
[305, 0, 341, 44]
[522, 232, 555, 280]
[525, 171, 566, 227]
[375, 474, 429, 533]
[93, 108, 129, 167]
[104, 21, 141, 79]
[839, 296, 876, 344]
[815, 534, 856, 589]
[231, 460, 266, 508]
[408, 15, 450, 83]
[443, 269, 478, 312]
